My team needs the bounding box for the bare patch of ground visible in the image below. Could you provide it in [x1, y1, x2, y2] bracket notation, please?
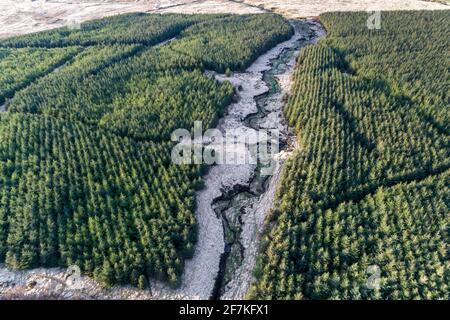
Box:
[236, 0, 449, 18]
[0, 0, 151, 39]
[158, 0, 264, 14]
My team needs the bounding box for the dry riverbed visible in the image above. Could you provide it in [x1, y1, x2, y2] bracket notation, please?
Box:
[1, 1, 447, 39]
[150, 19, 326, 300]
[218, 20, 325, 299]
[0, 0, 260, 39]
[2, 0, 441, 301]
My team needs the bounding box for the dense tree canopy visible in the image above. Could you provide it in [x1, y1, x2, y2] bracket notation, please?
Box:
[321, 11, 449, 132]
[249, 10, 449, 300]
[0, 113, 200, 287]
[8, 46, 234, 141]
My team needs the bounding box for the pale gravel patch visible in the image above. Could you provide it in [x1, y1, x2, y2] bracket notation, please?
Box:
[0, 264, 155, 299]
[1, 1, 447, 40]
[0, 0, 152, 39]
[149, 29, 293, 300]
[0, 0, 262, 40]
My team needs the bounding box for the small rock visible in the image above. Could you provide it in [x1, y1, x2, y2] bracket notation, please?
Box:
[27, 280, 37, 289]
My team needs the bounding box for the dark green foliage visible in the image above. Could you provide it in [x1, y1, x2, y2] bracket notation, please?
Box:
[250, 170, 449, 300]
[0, 13, 226, 48]
[0, 47, 81, 104]
[250, 11, 450, 300]
[6, 14, 292, 140]
[320, 11, 450, 133]
[8, 46, 234, 141]
[168, 14, 294, 72]
[99, 69, 233, 141]
[282, 45, 448, 206]
[0, 12, 293, 287]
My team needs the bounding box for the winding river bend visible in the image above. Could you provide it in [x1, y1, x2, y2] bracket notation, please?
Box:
[0, 19, 325, 300]
[151, 19, 326, 300]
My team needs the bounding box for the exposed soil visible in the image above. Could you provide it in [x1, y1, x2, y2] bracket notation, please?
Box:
[216, 19, 325, 300]
[0, 0, 260, 39]
[157, 0, 264, 14]
[1, 1, 447, 39]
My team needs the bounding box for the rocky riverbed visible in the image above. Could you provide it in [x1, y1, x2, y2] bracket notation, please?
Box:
[150, 18, 326, 300]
